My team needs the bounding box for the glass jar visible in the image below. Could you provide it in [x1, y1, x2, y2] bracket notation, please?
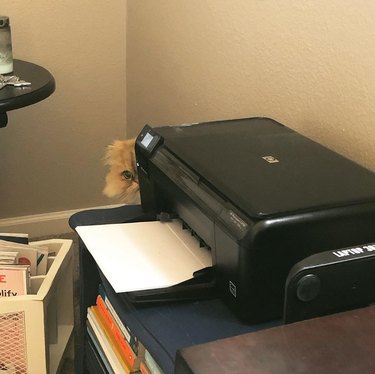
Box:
[0, 16, 13, 74]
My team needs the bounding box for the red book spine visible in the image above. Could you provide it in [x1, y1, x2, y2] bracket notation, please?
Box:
[96, 295, 136, 367]
[140, 361, 151, 374]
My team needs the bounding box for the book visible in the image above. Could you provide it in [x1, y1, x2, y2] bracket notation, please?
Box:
[137, 349, 163, 374]
[144, 350, 163, 374]
[99, 284, 138, 354]
[35, 246, 48, 276]
[0, 265, 30, 297]
[97, 286, 161, 374]
[87, 319, 115, 374]
[0, 240, 48, 276]
[0, 232, 29, 245]
[96, 294, 138, 369]
[140, 361, 150, 374]
[87, 306, 131, 373]
[87, 308, 120, 373]
[0, 251, 19, 265]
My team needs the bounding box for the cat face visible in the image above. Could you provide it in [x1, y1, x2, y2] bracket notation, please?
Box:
[103, 139, 141, 204]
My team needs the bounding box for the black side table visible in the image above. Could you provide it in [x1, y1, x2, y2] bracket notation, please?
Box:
[0, 59, 55, 128]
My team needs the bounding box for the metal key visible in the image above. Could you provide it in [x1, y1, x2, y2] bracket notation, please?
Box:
[0, 75, 31, 89]
[11, 80, 31, 87]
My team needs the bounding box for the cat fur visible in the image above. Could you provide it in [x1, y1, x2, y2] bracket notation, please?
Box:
[103, 138, 141, 204]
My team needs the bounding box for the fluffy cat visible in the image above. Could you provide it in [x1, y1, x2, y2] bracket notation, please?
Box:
[103, 138, 141, 204]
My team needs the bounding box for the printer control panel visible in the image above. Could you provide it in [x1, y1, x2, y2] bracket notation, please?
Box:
[137, 125, 163, 155]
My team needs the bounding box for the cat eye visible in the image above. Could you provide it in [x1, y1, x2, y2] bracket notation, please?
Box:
[121, 170, 134, 180]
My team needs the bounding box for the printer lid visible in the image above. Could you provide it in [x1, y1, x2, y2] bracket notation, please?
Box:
[153, 117, 375, 218]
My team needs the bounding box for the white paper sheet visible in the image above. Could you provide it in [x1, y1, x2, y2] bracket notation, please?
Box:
[76, 219, 212, 293]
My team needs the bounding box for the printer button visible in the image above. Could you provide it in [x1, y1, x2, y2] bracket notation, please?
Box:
[296, 274, 320, 302]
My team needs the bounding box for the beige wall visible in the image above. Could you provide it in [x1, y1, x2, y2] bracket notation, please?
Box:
[2, 1, 375, 220]
[0, 1, 126, 219]
[127, 1, 375, 173]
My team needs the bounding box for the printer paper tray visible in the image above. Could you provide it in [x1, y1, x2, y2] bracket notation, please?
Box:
[76, 219, 213, 293]
[100, 267, 217, 304]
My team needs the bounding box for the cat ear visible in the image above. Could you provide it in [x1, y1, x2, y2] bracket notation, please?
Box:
[103, 144, 116, 166]
[103, 138, 136, 166]
[104, 140, 125, 166]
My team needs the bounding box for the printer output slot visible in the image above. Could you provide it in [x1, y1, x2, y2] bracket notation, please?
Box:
[180, 217, 211, 250]
[156, 210, 212, 251]
[119, 266, 217, 305]
[192, 229, 211, 249]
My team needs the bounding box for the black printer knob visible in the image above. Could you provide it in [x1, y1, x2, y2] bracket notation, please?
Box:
[296, 274, 321, 302]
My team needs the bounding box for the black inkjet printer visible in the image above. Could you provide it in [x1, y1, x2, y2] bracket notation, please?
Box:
[135, 117, 375, 323]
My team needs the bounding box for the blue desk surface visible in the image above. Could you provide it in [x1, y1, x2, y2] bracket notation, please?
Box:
[101, 275, 279, 374]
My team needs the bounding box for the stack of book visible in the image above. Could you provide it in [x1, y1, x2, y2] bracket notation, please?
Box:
[0, 233, 49, 298]
[87, 284, 163, 374]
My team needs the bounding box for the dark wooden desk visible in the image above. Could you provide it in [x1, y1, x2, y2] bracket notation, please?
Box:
[0, 59, 55, 127]
[175, 306, 375, 373]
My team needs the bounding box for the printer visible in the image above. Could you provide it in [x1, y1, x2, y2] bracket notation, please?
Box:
[135, 117, 375, 323]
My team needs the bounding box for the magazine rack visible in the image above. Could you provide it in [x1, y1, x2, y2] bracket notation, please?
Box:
[0, 239, 73, 374]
